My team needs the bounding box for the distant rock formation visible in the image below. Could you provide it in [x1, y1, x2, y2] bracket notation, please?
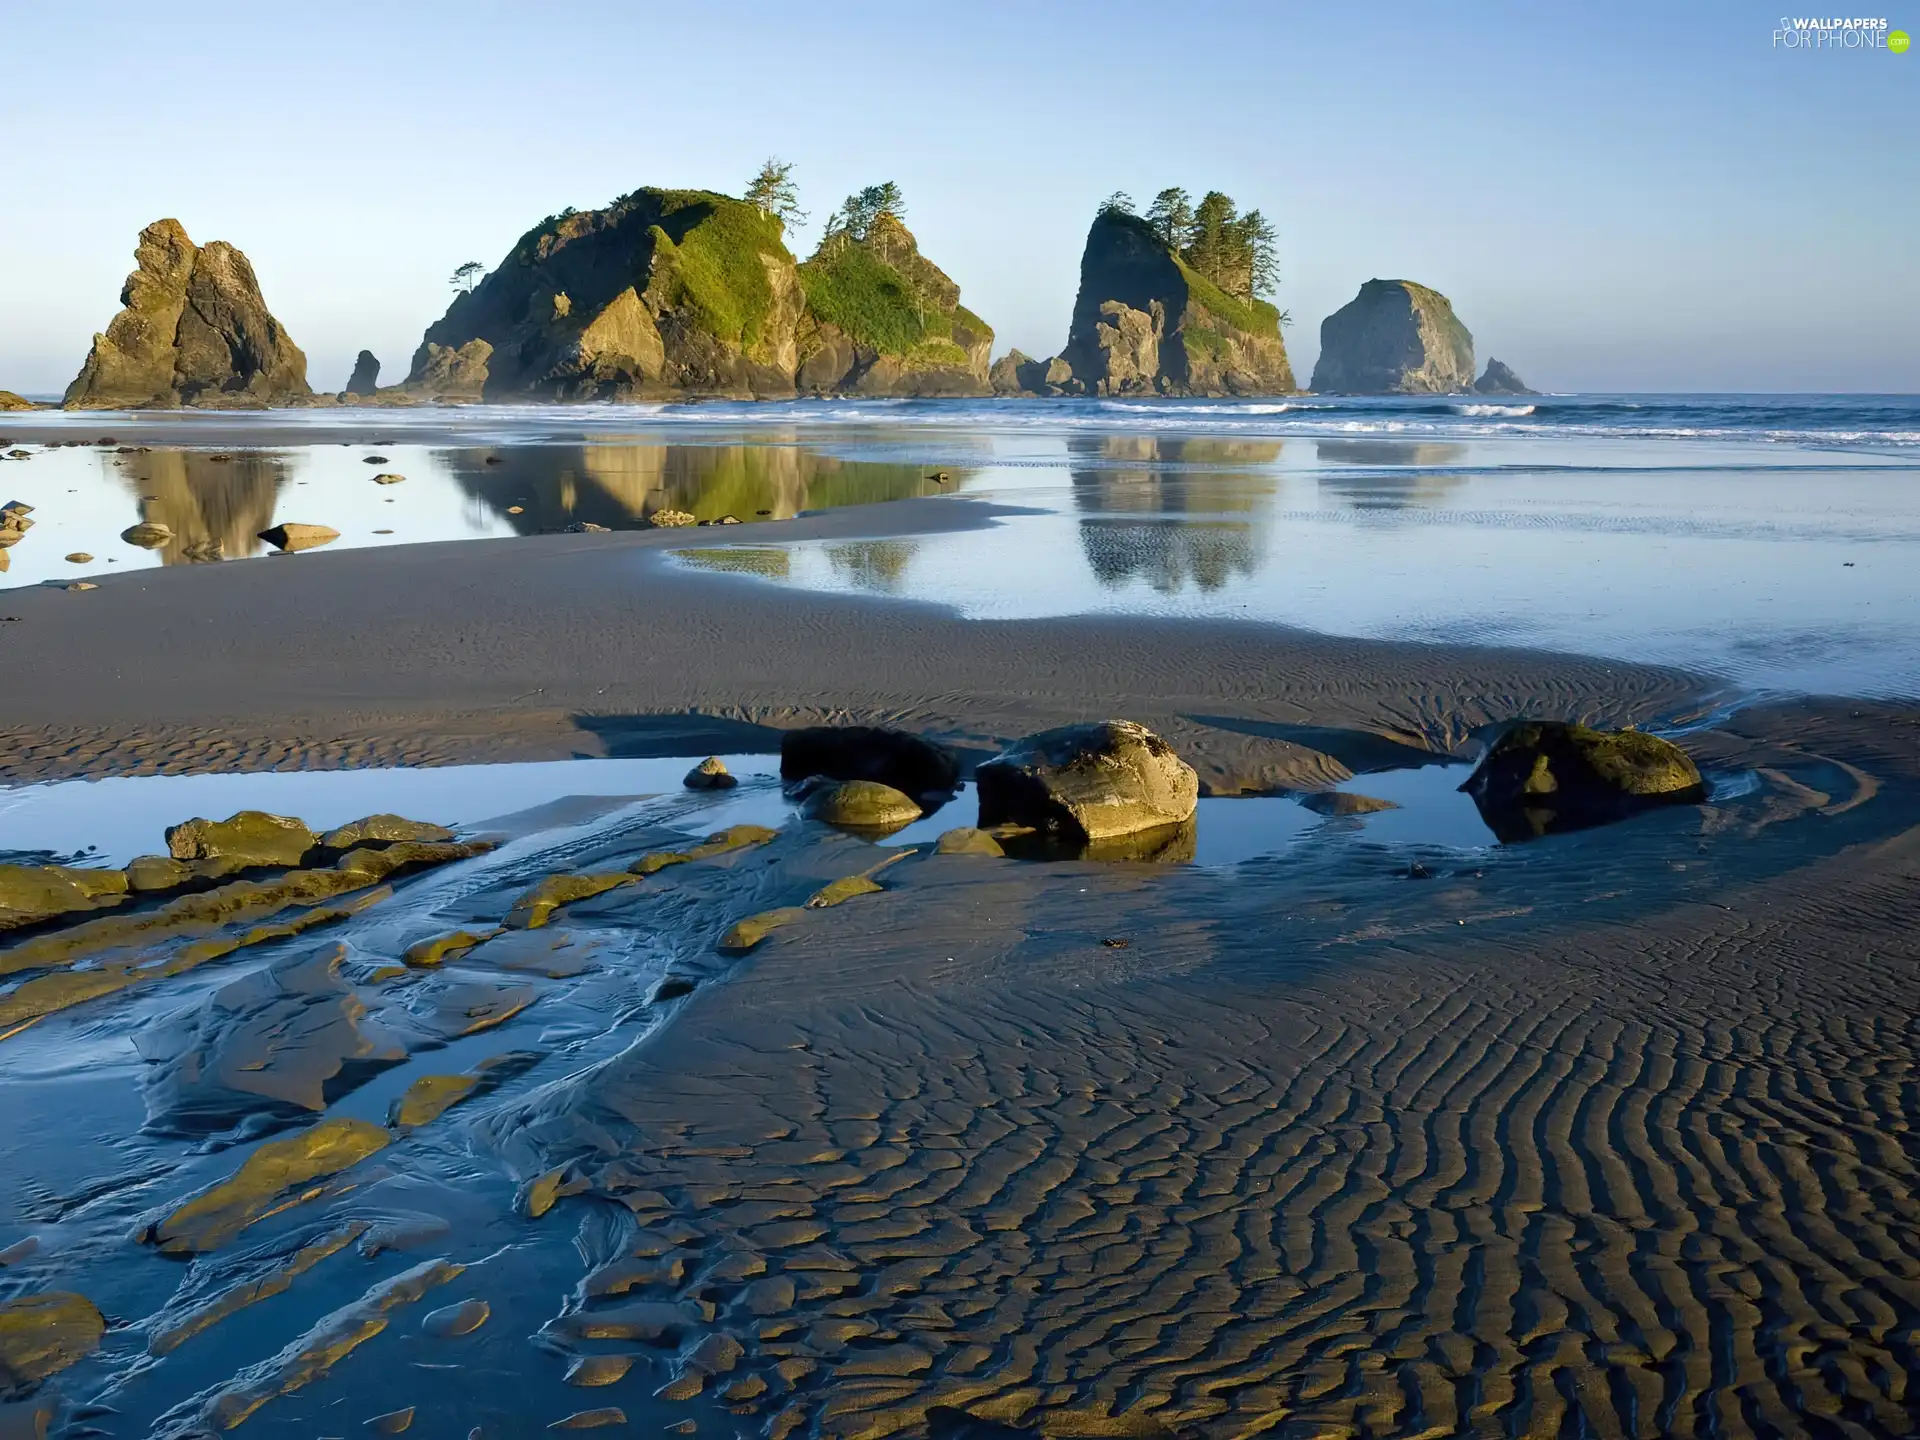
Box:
[1044, 211, 1294, 397]
[1472, 358, 1535, 395]
[0, 391, 33, 411]
[406, 189, 806, 400]
[991, 350, 1070, 397]
[1309, 280, 1474, 394]
[344, 350, 380, 396]
[794, 214, 993, 396]
[65, 220, 311, 409]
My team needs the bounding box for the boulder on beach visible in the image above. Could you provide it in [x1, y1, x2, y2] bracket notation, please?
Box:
[1461, 720, 1704, 841]
[976, 720, 1198, 841]
[683, 756, 738, 791]
[319, 814, 454, 850]
[0, 391, 33, 411]
[121, 521, 173, 548]
[64, 219, 311, 409]
[166, 810, 318, 868]
[0, 862, 130, 930]
[1472, 358, 1536, 395]
[647, 509, 696, 528]
[1310, 279, 1475, 394]
[780, 725, 960, 803]
[801, 779, 923, 830]
[345, 349, 380, 396]
[257, 522, 340, 553]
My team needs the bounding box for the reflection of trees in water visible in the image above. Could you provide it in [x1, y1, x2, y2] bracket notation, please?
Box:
[1068, 435, 1278, 592]
[444, 440, 954, 533]
[824, 539, 917, 594]
[113, 450, 290, 563]
[1313, 439, 1468, 509]
[676, 547, 792, 580]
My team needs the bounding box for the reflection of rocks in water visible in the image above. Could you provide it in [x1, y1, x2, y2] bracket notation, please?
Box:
[113, 450, 290, 564]
[446, 441, 950, 534]
[1068, 435, 1277, 592]
[824, 539, 917, 594]
[1314, 439, 1468, 509]
[677, 546, 792, 580]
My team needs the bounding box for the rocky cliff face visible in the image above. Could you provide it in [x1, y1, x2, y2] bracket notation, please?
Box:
[65, 220, 311, 409]
[1309, 280, 1474, 394]
[795, 215, 993, 396]
[1048, 212, 1293, 397]
[407, 189, 805, 401]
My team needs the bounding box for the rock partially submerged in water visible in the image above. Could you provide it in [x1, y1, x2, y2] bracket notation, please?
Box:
[1301, 791, 1398, 817]
[683, 756, 737, 790]
[780, 725, 959, 803]
[1461, 721, 1704, 840]
[258, 522, 340, 553]
[0, 862, 129, 930]
[1311, 279, 1475, 394]
[1473, 358, 1535, 395]
[802, 779, 922, 831]
[0, 1291, 105, 1389]
[167, 810, 318, 868]
[121, 520, 174, 547]
[320, 814, 454, 850]
[976, 720, 1198, 842]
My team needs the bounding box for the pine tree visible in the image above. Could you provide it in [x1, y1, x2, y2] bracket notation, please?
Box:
[745, 158, 807, 229]
[1146, 187, 1194, 249]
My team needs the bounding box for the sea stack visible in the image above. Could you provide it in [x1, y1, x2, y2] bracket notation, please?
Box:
[795, 213, 993, 396]
[405, 188, 807, 400]
[1472, 358, 1536, 395]
[1050, 210, 1294, 397]
[344, 350, 380, 397]
[1310, 279, 1474, 394]
[64, 220, 311, 409]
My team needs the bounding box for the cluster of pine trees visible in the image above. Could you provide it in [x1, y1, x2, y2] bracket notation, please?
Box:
[1101, 189, 1279, 303]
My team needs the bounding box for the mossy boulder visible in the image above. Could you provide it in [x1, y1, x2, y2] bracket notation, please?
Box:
[977, 720, 1199, 842]
[1461, 721, 1705, 841]
[1058, 211, 1293, 397]
[320, 814, 454, 849]
[802, 780, 923, 831]
[780, 725, 960, 804]
[0, 863, 129, 930]
[65, 219, 311, 409]
[1311, 279, 1474, 394]
[166, 811, 318, 868]
[0, 1292, 105, 1389]
[796, 215, 993, 396]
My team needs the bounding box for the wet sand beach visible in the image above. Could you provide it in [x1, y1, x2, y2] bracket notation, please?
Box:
[2, 400, 1918, 1438]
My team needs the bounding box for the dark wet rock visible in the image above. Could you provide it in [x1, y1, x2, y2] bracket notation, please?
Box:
[321, 815, 454, 850]
[1310, 279, 1474, 394]
[683, 756, 737, 790]
[801, 779, 922, 830]
[167, 810, 317, 868]
[780, 725, 959, 802]
[121, 520, 173, 547]
[0, 1292, 105, 1389]
[258, 522, 340, 553]
[1300, 791, 1399, 817]
[1461, 720, 1705, 841]
[563, 521, 611, 533]
[345, 350, 380, 397]
[933, 827, 1006, 857]
[976, 720, 1198, 841]
[651, 975, 697, 1002]
[65, 219, 311, 409]
[1472, 358, 1535, 395]
[1060, 210, 1293, 396]
[0, 862, 128, 930]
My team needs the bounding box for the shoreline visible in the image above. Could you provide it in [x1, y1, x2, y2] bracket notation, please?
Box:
[0, 492, 1729, 785]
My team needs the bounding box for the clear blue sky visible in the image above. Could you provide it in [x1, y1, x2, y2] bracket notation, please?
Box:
[2, 1, 1914, 395]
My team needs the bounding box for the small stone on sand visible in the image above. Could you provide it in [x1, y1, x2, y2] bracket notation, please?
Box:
[371, 472, 406, 485]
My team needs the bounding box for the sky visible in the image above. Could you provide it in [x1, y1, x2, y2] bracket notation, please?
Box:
[1, 1, 1915, 396]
